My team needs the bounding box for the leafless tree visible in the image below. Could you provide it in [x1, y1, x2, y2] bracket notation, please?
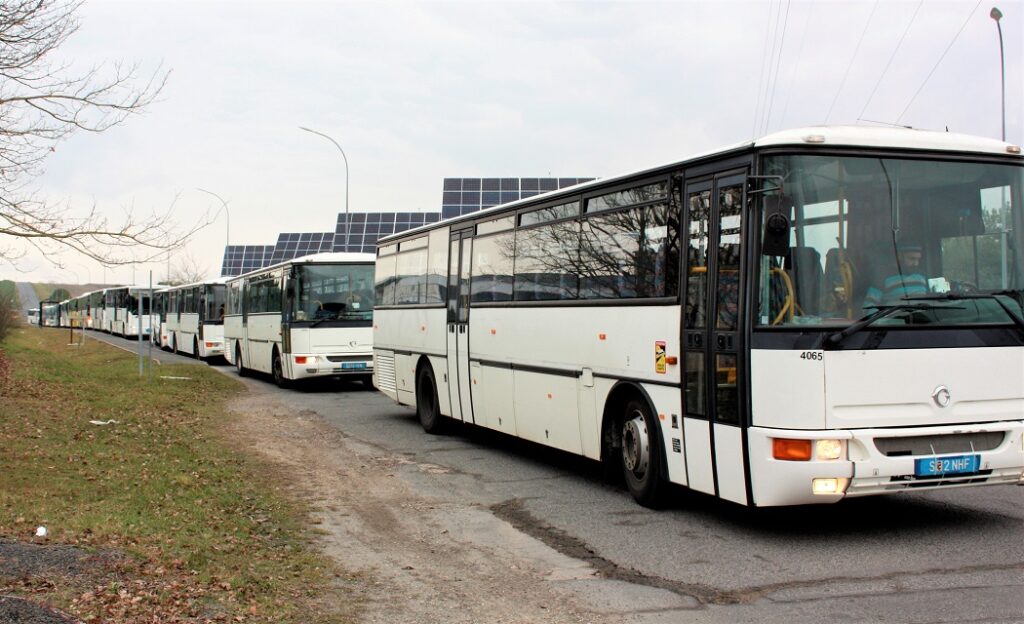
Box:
[0, 0, 205, 268]
[165, 248, 209, 286]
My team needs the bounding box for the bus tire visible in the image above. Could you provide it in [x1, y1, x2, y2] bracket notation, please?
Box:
[236, 345, 248, 377]
[416, 364, 445, 434]
[272, 350, 290, 389]
[621, 398, 666, 508]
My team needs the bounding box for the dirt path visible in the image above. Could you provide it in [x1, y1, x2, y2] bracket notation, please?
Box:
[224, 385, 618, 624]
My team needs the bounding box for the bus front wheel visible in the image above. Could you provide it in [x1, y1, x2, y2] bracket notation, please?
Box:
[621, 398, 666, 508]
[236, 346, 248, 377]
[416, 365, 445, 434]
[272, 351, 290, 389]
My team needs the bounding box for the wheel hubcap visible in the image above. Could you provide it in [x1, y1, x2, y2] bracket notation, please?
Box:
[622, 412, 650, 477]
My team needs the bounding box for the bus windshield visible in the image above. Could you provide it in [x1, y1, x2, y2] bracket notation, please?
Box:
[758, 154, 1024, 328]
[293, 263, 375, 322]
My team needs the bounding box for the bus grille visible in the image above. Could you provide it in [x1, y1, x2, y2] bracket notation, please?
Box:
[873, 432, 1004, 457]
[376, 352, 397, 393]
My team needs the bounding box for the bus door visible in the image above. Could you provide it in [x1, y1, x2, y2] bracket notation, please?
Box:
[446, 229, 475, 424]
[682, 170, 749, 504]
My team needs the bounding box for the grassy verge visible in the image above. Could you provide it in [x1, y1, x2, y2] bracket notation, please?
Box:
[0, 327, 350, 623]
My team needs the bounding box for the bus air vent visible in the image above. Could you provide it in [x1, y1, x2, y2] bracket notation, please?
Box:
[873, 432, 1004, 457]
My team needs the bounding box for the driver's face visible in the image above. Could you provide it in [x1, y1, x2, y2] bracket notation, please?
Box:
[901, 251, 922, 267]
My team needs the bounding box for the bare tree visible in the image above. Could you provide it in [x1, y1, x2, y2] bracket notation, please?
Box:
[165, 247, 209, 286]
[0, 0, 205, 267]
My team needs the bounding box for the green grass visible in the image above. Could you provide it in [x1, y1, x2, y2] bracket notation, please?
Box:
[0, 327, 352, 623]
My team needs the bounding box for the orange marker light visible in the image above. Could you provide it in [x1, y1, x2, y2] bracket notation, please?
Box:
[658, 413, 666, 421]
[294, 356, 307, 364]
[547, 393, 553, 399]
[666, 356, 678, 365]
[773, 438, 812, 461]
[490, 328, 496, 335]
[599, 333, 606, 340]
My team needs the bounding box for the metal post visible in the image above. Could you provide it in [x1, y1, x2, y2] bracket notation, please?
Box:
[299, 126, 350, 249]
[138, 286, 144, 376]
[148, 271, 154, 378]
[990, 7, 1006, 141]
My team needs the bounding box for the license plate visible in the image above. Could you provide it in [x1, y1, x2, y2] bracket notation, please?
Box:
[914, 454, 980, 477]
[340, 362, 367, 370]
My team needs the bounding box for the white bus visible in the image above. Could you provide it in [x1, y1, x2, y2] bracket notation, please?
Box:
[224, 253, 376, 387]
[103, 286, 152, 337]
[26, 308, 39, 325]
[151, 287, 169, 347]
[164, 278, 228, 359]
[372, 126, 1024, 507]
[40, 302, 59, 327]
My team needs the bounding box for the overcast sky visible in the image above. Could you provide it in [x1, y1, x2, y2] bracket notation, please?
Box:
[4, 0, 1022, 286]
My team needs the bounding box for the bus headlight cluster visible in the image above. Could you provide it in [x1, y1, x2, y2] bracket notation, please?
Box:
[772, 438, 846, 461]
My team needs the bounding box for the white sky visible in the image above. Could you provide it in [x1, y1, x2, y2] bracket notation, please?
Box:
[3, 0, 1022, 285]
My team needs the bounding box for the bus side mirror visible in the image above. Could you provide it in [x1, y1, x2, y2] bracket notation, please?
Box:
[762, 213, 791, 257]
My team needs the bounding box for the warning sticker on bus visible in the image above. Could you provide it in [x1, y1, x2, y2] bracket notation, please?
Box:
[655, 341, 666, 374]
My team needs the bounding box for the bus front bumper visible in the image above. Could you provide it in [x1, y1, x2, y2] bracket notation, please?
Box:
[748, 422, 1024, 506]
[286, 353, 373, 380]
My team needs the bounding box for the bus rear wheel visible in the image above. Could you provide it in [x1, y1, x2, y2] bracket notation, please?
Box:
[621, 398, 665, 508]
[416, 365, 445, 434]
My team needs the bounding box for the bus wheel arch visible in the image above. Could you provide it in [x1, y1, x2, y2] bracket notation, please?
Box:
[414, 357, 445, 434]
[601, 382, 667, 507]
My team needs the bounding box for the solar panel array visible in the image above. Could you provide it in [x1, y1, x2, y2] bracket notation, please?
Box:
[270, 232, 335, 263]
[219, 176, 595, 275]
[441, 177, 594, 219]
[220, 245, 276, 277]
[332, 212, 442, 253]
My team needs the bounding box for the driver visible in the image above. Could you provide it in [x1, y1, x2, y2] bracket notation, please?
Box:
[862, 243, 929, 308]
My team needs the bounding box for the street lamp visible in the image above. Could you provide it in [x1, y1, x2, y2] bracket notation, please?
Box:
[299, 126, 350, 249]
[990, 7, 1006, 141]
[196, 187, 231, 249]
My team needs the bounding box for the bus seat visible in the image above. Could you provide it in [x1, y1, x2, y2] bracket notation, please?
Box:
[784, 246, 823, 315]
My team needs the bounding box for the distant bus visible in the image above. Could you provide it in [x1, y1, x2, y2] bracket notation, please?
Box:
[163, 278, 228, 359]
[103, 286, 152, 337]
[40, 302, 59, 327]
[151, 287, 169, 347]
[224, 253, 375, 387]
[26, 308, 39, 325]
[372, 125, 1024, 507]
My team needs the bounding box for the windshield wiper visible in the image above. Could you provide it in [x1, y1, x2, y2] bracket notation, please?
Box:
[824, 303, 952, 349]
[902, 291, 1024, 335]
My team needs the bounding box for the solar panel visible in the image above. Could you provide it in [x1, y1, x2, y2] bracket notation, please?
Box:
[220, 245, 275, 276]
[221, 176, 595, 272]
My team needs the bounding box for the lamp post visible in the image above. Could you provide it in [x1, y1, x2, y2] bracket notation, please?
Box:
[196, 187, 231, 249]
[990, 7, 1006, 141]
[299, 126, 350, 249]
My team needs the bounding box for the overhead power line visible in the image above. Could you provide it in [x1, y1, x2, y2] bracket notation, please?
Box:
[858, 0, 925, 121]
[896, 0, 982, 125]
[762, 0, 793, 135]
[825, 0, 880, 124]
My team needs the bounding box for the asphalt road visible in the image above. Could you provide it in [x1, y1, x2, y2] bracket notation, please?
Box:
[82, 328, 1024, 623]
[15, 282, 40, 314]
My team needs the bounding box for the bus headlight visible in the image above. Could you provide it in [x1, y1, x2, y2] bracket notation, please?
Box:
[815, 439, 845, 461]
[812, 478, 849, 495]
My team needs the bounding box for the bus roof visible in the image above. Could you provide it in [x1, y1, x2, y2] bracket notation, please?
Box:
[377, 125, 1022, 247]
[224, 252, 376, 282]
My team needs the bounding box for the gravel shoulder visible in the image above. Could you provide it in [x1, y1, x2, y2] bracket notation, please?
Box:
[223, 383, 622, 624]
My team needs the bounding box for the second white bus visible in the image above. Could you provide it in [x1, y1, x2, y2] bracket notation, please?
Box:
[224, 253, 376, 387]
